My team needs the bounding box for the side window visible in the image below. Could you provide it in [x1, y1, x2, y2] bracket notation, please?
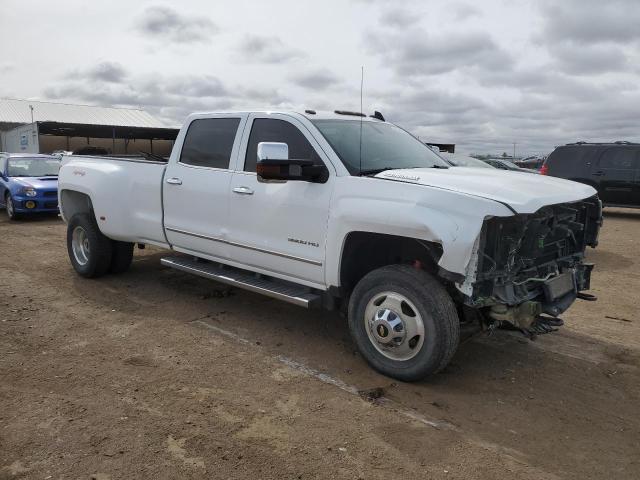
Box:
[180, 118, 240, 169]
[599, 148, 638, 170]
[0, 158, 5, 174]
[244, 118, 322, 173]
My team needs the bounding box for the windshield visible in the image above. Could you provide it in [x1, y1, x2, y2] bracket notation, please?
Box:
[312, 120, 449, 175]
[7, 158, 62, 177]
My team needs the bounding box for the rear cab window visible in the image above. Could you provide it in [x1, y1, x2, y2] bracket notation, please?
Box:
[180, 118, 241, 169]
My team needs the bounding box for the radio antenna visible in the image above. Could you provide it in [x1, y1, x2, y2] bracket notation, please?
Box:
[359, 66, 364, 175]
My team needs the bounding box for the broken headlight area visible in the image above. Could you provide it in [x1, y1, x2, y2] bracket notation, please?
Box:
[468, 195, 601, 333]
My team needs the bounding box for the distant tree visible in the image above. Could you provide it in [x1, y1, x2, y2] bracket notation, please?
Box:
[501, 152, 508, 158]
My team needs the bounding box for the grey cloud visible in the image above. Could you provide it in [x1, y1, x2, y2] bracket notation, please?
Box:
[549, 43, 630, 75]
[451, 3, 482, 21]
[86, 62, 127, 83]
[367, 30, 513, 76]
[238, 86, 290, 106]
[366, 72, 640, 155]
[165, 76, 229, 98]
[43, 66, 291, 125]
[379, 9, 420, 28]
[540, 0, 640, 45]
[236, 35, 304, 64]
[290, 69, 342, 90]
[136, 6, 218, 44]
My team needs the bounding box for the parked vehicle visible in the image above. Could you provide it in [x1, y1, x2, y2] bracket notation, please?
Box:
[517, 156, 545, 171]
[541, 142, 640, 208]
[440, 153, 496, 169]
[58, 110, 602, 381]
[0, 153, 62, 220]
[483, 158, 537, 173]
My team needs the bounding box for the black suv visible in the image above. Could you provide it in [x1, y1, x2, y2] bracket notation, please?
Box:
[542, 141, 640, 208]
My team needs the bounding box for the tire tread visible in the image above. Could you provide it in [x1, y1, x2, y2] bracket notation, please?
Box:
[348, 264, 460, 381]
[66, 213, 112, 278]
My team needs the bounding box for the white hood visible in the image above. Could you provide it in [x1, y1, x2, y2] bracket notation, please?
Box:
[376, 167, 597, 214]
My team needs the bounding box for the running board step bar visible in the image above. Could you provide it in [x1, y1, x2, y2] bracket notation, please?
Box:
[160, 256, 322, 308]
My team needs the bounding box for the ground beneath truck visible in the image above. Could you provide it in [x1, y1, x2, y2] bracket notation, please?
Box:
[1, 209, 639, 479]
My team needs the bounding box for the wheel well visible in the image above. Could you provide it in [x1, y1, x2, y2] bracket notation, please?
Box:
[339, 232, 443, 293]
[60, 190, 93, 221]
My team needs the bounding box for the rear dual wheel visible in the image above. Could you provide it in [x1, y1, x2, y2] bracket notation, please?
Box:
[348, 265, 460, 382]
[67, 213, 133, 278]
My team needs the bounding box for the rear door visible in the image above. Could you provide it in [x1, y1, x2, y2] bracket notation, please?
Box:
[592, 147, 639, 206]
[163, 114, 247, 259]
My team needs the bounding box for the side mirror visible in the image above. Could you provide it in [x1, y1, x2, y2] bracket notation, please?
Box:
[256, 142, 328, 183]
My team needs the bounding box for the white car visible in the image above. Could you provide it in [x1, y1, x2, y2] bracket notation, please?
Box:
[57, 110, 602, 381]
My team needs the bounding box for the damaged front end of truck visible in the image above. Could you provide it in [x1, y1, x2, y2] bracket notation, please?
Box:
[462, 195, 603, 337]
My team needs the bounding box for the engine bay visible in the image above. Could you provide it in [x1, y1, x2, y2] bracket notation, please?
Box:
[469, 195, 602, 329]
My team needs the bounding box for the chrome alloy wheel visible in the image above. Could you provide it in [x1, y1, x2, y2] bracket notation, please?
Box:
[71, 226, 90, 266]
[364, 291, 425, 361]
[6, 195, 14, 218]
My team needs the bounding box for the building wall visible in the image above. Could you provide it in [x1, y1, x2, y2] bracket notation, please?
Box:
[1, 123, 39, 153]
[2, 122, 174, 156]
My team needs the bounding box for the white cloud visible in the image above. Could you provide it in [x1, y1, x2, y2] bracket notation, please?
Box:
[0, 0, 637, 155]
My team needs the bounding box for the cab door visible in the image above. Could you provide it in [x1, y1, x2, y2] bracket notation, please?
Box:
[592, 147, 639, 206]
[163, 114, 247, 259]
[226, 114, 334, 287]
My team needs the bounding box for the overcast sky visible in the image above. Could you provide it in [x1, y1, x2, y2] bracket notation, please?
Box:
[1, 0, 639, 155]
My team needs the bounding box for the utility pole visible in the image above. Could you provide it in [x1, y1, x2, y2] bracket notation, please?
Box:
[513, 142, 516, 160]
[29, 105, 34, 124]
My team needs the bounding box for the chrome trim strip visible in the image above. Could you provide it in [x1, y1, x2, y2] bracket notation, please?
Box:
[75, 155, 167, 165]
[165, 227, 323, 266]
[161, 257, 319, 308]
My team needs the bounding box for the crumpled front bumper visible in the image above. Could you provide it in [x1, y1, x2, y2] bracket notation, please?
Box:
[462, 195, 602, 328]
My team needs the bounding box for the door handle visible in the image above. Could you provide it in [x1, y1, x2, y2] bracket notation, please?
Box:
[592, 171, 605, 177]
[233, 186, 254, 195]
[166, 177, 182, 185]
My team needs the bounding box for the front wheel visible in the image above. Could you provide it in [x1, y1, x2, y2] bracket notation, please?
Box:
[67, 213, 113, 278]
[348, 265, 460, 382]
[5, 193, 20, 220]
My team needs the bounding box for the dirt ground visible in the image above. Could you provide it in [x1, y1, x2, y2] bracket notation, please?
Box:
[1, 208, 639, 480]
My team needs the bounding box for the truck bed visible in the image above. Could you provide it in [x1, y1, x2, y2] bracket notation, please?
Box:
[59, 154, 169, 246]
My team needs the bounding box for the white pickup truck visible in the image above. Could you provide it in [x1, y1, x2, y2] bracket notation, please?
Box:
[58, 110, 602, 381]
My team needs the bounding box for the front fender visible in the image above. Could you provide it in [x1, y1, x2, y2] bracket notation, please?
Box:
[325, 177, 514, 287]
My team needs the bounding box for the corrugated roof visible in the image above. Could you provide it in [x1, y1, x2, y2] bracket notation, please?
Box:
[0, 98, 165, 128]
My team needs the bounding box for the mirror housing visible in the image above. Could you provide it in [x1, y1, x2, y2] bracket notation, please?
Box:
[256, 142, 328, 183]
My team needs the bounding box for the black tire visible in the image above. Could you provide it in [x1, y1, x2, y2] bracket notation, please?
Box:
[66, 213, 112, 278]
[348, 265, 460, 382]
[109, 241, 134, 274]
[5, 193, 20, 220]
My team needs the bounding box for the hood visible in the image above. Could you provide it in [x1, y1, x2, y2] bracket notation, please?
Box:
[13, 176, 59, 190]
[375, 168, 596, 214]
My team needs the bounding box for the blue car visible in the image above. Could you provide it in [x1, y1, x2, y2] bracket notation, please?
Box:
[0, 153, 62, 220]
